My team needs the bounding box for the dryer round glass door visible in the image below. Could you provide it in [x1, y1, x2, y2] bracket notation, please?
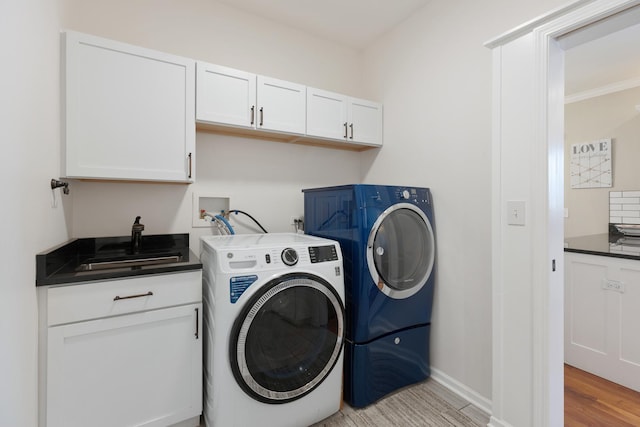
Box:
[366, 202, 435, 299]
[230, 273, 344, 404]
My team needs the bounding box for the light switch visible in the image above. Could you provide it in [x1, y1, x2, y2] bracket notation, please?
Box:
[507, 201, 526, 226]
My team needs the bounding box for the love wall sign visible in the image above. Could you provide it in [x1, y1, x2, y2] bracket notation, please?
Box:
[570, 138, 612, 189]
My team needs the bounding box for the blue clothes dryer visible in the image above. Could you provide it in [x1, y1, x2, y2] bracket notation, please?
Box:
[303, 184, 436, 408]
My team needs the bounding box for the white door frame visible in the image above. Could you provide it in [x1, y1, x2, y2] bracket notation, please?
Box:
[487, 1, 640, 426]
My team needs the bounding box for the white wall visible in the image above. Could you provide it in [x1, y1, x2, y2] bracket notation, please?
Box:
[565, 86, 640, 238]
[361, 0, 568, 403]
[0, 1, 69, 426]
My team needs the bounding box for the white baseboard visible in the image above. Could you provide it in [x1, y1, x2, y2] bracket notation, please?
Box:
[430, 367, 493, 416]
[170, 415, 200, 427]
[487, 415, 515, 427]
[429, 370, 515, 427]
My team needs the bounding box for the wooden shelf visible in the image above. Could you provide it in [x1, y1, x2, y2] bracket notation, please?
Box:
[196, 122, 380, 152]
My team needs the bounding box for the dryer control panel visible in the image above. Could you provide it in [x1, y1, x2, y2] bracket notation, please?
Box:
[395, 187, 430, 204]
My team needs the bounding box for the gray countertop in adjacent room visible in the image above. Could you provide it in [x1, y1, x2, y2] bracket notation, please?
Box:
[564, 233, 640, 261]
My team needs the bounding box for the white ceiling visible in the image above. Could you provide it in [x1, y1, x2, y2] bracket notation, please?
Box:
[215, 0, 431, 49]
[217, 0, 640, 97]
[565, 19, 640, 97]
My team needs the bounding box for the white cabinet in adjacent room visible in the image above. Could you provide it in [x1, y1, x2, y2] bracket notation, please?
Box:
[38, 271, 203, 427]
[306, 87, 383, 147]
[564, 252, 640, 392]
[196, 62, 306, 135]
[63, 31, 196, 183]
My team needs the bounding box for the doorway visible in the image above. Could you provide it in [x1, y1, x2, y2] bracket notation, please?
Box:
[487, 1, 640, 426]
[562, 13, 640, 397]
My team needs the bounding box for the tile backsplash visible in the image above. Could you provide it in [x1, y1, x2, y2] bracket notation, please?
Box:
[610, 191, 640, 224]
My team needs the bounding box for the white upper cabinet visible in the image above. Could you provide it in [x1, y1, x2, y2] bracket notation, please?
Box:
[306, 88, 349, 141]
[348, 97, 383, 146]
[307, 87, 383, 147]
[63, 31, 380, 160]
[196, 62, 306, 135]
[63, 31, 196, 183]
[256, 75, 306, 134]
[196, 63, 256, 129]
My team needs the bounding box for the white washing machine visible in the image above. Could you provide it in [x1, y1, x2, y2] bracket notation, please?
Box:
[200, 233, 345, 427]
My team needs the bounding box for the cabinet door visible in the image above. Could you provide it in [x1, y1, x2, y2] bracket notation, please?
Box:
[46, 303, 202, 427]
[196, 62, 257, 129]
[564, 253, 640, 392]
[63, 31, 195, 182]
[348, 98, 383, 146]
[617, 265, 640, 391]
[306, 88, 348, 140]
[564, 253, 611, 367]
[257, 75, 306, 134]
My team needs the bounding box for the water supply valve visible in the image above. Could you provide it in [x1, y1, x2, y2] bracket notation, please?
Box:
[50, 179, 70, 195]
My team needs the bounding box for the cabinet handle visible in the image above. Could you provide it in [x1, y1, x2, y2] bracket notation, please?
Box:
[113, 291, 153, 301]
[187, 152, 192, 179]
[250, 105, 255, 125]
[259, 107, 264, 126]
[349, 123, 354, 140]
[344, 122, 348, 139]
[195, 307, 199, 339]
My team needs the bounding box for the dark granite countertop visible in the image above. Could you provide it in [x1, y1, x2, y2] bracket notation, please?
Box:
[36, 233, 202, 286]
[564, 232, 640, 261]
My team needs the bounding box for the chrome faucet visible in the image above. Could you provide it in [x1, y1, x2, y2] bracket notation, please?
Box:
[131, 216, 144, 253]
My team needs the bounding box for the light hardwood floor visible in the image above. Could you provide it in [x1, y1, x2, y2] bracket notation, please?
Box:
[565, 364, 640, 426]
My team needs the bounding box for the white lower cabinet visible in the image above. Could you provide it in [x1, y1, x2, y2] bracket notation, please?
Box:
[38, 271, 202, 427]
[565, 252, 640, 392]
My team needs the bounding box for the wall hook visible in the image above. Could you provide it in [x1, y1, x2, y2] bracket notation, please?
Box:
[51, 179, 70, 195]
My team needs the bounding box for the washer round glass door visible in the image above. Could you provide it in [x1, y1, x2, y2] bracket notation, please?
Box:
[230, 273, 344, 404]
[366, 203, 435, 299]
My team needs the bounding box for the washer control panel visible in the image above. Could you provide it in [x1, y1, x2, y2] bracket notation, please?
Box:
[281, 248, 299, 266]
[309, 245, 339, 263]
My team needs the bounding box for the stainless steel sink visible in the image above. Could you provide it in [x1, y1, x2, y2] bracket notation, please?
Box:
[76, 253, 183, 271]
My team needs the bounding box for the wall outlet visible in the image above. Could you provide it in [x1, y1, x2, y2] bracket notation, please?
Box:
[602, 279, 625, 293]
[290, 216, 304, 232]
